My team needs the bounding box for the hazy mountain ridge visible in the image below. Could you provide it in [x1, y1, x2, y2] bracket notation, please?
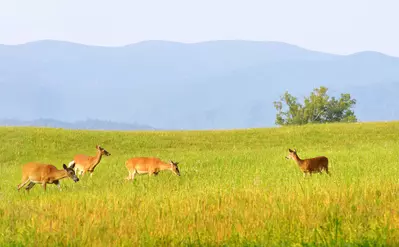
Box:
[1, 40, 399, 129]
[0, 118, 155, 130]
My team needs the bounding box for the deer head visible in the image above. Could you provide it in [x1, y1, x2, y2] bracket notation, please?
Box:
[286, 148, 298, 160]
[63, 163, 79, 182]
[169, 161, 181, 176]
[96, 145, 111, 156]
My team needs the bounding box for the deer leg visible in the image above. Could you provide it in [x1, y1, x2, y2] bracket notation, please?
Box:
[127, 170, 136, 181]
[17, 178, 30, 191]
[78, 168, 84, 177]
[42, 183, 47, 191]
[54, 180, 62, 191]
[89, 172, 93, 178]
[325, 167, 330, 176]
[126, 170, 135, 180]
[25, 182, 36, 192]
[74, 167, 82, 177]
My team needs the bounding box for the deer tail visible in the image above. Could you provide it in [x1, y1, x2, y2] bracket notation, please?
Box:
[68, 160, 76, 168]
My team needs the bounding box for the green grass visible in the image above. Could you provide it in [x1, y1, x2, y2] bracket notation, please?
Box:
[1, 122, 399, 246]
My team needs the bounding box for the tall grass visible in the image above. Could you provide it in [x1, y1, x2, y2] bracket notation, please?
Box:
[1, 122, 399, 246]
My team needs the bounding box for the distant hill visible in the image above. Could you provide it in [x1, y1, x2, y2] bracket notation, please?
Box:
[0, 40, 398, 129]
[0, 119, 155, 130]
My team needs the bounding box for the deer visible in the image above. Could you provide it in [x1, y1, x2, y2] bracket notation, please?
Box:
[68, 145, 111, 178]
[17, 162, 79, 192]
[286, 149, 330, 176]
[125, 157, 181, 181]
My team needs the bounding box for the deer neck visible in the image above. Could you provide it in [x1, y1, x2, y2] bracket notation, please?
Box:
[89, 150, 103, 169]
[52, 169, 68, 180]
[159, 163, 172, 171]
[293, 154, 304, 167]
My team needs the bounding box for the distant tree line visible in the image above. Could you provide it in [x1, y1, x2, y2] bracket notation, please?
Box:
[273, 86, 357, 126]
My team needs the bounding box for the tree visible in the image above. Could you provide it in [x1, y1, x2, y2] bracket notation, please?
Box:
[273, 86, 357, 126]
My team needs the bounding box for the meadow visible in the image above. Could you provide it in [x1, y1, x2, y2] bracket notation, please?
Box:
[1, 122, 399, 246]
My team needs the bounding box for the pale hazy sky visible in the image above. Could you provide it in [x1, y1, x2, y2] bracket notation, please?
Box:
[1, 0, 398, 56]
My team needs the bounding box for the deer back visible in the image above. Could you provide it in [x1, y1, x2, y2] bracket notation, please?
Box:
[126, 157, 167, 172]
[22, 163, 59, 181]
[304, 156, 328, 171]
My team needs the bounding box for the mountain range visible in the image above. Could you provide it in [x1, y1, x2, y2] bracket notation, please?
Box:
[0, 40, 398, 130]
[0, 118, 154, 130]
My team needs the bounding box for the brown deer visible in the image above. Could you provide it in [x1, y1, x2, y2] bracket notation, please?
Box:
[125, 157, 180, 181]
[68, 145, 111, 178]
[17, 162, 79, 191]
[286, 149, 330, 176]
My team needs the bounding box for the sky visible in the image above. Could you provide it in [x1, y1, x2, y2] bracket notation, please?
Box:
[0, 0, 398, 56]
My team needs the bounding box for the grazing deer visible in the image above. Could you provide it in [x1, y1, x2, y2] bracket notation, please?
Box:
[68, 145, 111, 178]
[125, 157, 181, 181]
[286, 149, 330, 176]
[17, 162, 79, 191]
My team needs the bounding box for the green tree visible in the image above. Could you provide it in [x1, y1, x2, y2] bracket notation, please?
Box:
[273, 86, 357, 126]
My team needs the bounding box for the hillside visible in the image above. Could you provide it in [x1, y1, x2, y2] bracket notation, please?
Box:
[1, 40, 399, 129]
[1, 122, 399, 245]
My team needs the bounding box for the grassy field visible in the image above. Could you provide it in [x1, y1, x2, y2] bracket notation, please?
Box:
[1, 122, 399, 246]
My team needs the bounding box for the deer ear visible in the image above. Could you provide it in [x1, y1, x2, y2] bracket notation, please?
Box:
[289, 149, 293, 152]
[294, 149, 297, 153]
[63, 164, 67, 169]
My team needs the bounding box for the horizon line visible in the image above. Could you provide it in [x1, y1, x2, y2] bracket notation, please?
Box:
[0, 39, 395, 58]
